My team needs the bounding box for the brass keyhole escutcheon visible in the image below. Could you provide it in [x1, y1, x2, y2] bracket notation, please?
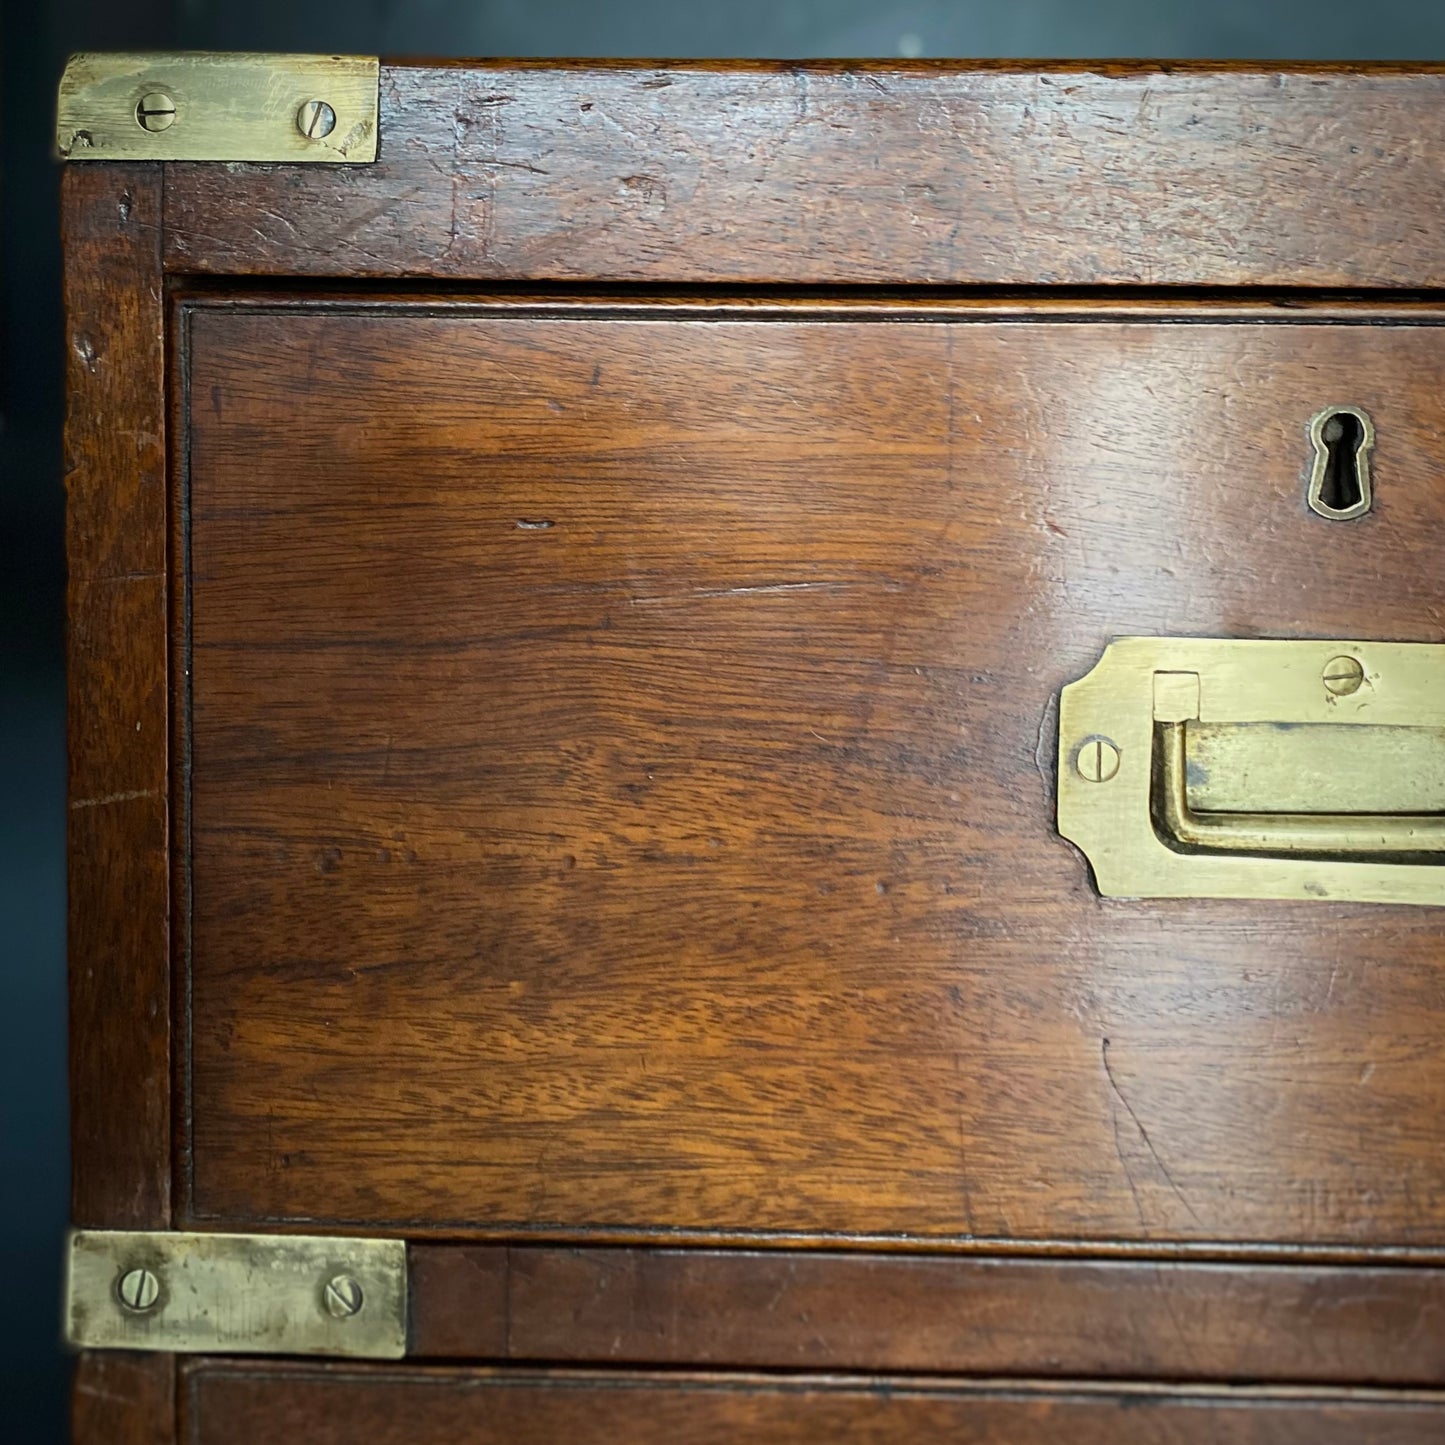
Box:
[1307, 405, 1374, 520]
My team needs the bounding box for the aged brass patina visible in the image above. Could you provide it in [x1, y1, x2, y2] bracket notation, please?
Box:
[57, 53, 379, 163]
[1059, 638, 1445, 904]
[65, 1230, 406, 1358]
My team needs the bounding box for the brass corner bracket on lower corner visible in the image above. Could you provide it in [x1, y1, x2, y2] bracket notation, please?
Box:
[56, 52, 380, 163]
[65, 1229, 407, 1359]
[1057, 637, 1445, 906]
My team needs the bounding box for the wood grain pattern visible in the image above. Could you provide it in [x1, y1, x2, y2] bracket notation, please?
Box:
[64, 164, 171, 1229]
[180, 299, 1445, 1246]
[74, 1353, 174, 1445]
[163, 63, 1445, 288]
[408, 1245, 1445, 1384]
[184, 1365, 1445, 1444]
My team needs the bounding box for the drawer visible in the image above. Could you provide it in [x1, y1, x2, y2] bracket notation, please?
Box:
[177, 1366, 1445, 1445]
[174, 294, 1445, 1248]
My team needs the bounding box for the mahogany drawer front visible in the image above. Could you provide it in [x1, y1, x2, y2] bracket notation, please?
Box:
[178, 296, 1445, 1247]
[181, 1366, 1445, 1445]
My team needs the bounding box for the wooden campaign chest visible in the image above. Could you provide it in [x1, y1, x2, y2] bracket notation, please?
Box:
[60, 53, 1445, 1442]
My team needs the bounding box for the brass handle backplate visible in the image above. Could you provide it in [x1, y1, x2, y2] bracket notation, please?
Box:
[1057, 638, 1445, 905]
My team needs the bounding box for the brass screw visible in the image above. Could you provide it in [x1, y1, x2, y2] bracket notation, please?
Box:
[1323, 656, 1365, 697]
[117, 1267, 161, 1313]
[297, 100, 337, 140]
[323, 1274, 364, 1318]
[1075, 736, 1121, 783]
[135, 93, 176, 132]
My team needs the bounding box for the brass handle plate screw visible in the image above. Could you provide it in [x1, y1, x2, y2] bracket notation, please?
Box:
[1075, 736, 1121, 783]
[1323, 656, 1365, 697]
[117, 1267, 161, 1312]
[297, 100, 337, 139]
[323, 1274, 364, 1318]
[134, 93, 176, 132]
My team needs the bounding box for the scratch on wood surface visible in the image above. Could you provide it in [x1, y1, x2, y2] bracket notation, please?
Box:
[70, 789, 159, 810]
[1102, 1036, 1204, 1227]
[1152, 1260, 1202, 1370]
[762, 1271, 792, 1314]
[1111, 1103, 1150, 1231]
[75, 1379, 138, 1408]
[323, 191, 425, 251]
[257, 207, 301, 238]
[630, 580, 856, 604]
[955, 1054, 977, 1236]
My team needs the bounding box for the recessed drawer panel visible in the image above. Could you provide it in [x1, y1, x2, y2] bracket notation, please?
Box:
[183, 1366, 1445, 1445]
[179, 298, 1445, 1245]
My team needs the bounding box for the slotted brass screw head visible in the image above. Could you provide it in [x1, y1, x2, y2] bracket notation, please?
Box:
[1075, 736, 1121, 783]
[1322, 656, 1365, 697]
[323, 1274, 364, 1318]
[297, 100, 337, 139]
[135, 93, 176, 132]
[117, 1267, 161, 1312]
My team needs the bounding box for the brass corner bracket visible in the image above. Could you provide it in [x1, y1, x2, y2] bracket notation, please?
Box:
[57, 52, 380, 164]
[65, 1229, 407, 1358]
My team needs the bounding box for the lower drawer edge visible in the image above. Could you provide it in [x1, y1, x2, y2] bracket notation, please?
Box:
[177, 1363, 1445, 1445]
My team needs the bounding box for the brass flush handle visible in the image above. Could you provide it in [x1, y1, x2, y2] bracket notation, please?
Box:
[1152, 720, 1445, 859]
[1057, 638, 1445, 905]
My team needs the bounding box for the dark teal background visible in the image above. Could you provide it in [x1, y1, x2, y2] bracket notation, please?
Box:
[6, 3, 1445, 1440]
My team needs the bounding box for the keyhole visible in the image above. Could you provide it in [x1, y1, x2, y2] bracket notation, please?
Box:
[1307, 406, 1374, 520]
[1319, 412, 1363, 510]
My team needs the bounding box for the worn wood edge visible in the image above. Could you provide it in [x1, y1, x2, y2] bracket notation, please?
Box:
[73, 1352, 176, 1445]
[169, 286, 196, 1227]
[64, 163, 172, 1229]
[170, 286, 1445, 322]
[180, 1358, 1445, 1403]
[180, 1213, 1445, 1266]
[405, 1245, 1445, 1384]
[382, 59, 1445, 73]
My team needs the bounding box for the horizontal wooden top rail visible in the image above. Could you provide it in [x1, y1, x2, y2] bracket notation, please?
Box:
[160, 63, 1445, 289]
